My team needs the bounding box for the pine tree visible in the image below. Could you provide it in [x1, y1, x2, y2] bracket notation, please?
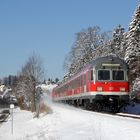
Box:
[125, 5, 140, 65]
[112, 25, 126, 59]
[124, 5, 140, 97]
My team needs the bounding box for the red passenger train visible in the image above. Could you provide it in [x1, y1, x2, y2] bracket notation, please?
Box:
[52, 55, 129, 112]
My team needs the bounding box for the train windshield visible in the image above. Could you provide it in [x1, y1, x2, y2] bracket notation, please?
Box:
[112, 70, 124, 80]
[98, 70, 110, 80]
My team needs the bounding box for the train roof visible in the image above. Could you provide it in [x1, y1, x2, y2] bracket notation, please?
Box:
[89, 55, 128, 69]
[69, 55, 128, 80]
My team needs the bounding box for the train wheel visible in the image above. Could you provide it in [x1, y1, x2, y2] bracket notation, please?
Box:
[76, 100, 81, 107]
[111, 106, 119, 113]
[83, 101, 87, 110]
[83, 100, 89, 110]
[83, 101, 94, 110]
[95, 102, 102, 112]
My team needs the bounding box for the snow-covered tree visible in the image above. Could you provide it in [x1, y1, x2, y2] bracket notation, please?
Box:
[124, 5, 140, 98]
[64, 26, 111, 76]
[132, 77, 140, 99]
[112, 25, 126, 58]
[22, 54, 45, 83]
[95, 25, 126, 59]
[119, 32, 127, 59]
[14, 75, 35, 110]
[125, 5, 140, 64]
[14, 53, 45, 111]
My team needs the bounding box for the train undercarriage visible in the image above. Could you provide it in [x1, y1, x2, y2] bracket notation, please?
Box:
[60, 95, 129, 113]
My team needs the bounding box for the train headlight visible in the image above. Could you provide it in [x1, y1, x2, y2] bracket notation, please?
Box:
[109, 87, 114, 91]
[97, 87, 103, 91]
[120, 87, 125, 92]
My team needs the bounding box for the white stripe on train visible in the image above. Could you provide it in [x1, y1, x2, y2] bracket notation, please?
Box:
[53, 91, 128, 101]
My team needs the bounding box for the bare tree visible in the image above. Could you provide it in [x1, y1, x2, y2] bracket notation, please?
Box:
[14, 53, 45, 112]
[21, 53, 45, 83]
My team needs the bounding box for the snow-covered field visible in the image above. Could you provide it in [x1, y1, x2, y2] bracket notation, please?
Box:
[1, 97, 140, 140]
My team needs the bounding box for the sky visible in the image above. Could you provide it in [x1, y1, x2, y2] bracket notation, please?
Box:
[0, 0, 139, 80]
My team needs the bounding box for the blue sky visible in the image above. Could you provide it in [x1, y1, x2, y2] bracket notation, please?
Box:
[0, 0, 139, 80]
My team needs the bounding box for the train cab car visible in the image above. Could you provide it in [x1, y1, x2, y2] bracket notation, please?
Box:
[52, 55, 129, 112]
[89, 55, 129, 96]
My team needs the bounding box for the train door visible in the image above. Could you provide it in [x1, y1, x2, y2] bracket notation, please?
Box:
[86, 69, 94, 92]
[84, 74, 86, 93]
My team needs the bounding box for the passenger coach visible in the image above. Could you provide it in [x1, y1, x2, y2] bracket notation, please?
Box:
[52, 55, 129, 112]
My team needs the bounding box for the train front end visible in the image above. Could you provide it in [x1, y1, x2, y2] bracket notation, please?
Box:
[89, 55, 129, 111]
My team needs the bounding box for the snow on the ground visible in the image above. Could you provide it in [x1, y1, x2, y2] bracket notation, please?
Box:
[1, 97, 140, 140]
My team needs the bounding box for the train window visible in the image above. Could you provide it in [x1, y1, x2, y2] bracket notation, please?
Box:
[84, 74, 86, 85]
[112, 70, 124, 80]
[98, 70, 110, 80]
[80, 76, 82, 86]
[91, 70, 93, 81]
[88, 70, 92, 81]
[88, 71, 90, 81]
[71, 80, 74, 89]
[77, 77, 80, 87]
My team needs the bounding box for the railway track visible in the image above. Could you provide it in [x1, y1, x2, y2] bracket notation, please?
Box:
[74, 104, 140, 120]
[92, 110, 140, 120]
[116, 113, 140, 119]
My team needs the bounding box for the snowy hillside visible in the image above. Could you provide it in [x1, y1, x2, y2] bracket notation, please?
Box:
[1, 97, 140, 140]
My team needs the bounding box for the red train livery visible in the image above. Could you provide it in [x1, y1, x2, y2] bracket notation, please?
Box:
[52, 55, 129, 112]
